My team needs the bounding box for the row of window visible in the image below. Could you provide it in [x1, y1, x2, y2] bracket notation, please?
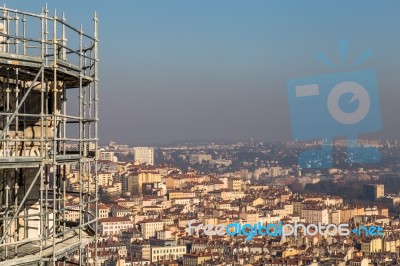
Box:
[152, 247, 185, 254]
[103, 225, 132, 230]
[152, 254, 182, 261]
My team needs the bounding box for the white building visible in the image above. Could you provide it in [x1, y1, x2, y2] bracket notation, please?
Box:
[151, 245, 186, 262]
[141, 219, 164, 239]
[99, 217, 133, 235]
[189, 154, 212, 163]
[301, 207, 329, 225]
[99, 150, 117, 162]
[134, 147, 154, 166]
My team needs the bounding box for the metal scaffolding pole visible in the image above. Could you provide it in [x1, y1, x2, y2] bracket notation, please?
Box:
[0, 5, 99, 266]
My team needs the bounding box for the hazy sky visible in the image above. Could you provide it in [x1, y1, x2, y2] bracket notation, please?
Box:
[11, 1, 400, 145]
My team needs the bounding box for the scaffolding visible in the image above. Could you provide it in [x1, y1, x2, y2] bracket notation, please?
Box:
[0, 5, 98, 265]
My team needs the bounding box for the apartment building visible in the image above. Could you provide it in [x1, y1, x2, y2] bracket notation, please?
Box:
[141, 219, 165, 239]
[151, 245, 187, 262]
[301, 207, 329, 225]
[99, 217, 133, 235]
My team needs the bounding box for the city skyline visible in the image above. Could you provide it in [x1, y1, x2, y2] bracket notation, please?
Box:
[3, 3, 400, 265]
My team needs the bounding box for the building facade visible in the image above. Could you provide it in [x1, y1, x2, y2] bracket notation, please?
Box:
[134, 147, 155, 165]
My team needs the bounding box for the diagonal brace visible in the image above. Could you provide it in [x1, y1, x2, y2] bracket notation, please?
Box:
[0, 165, 43, 244]
[0, 67, 43, 140]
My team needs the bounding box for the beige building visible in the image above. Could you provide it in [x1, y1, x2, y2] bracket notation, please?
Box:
[183, 253, 212, 266]
[220, 190, 245, 200]
[141, 220, 164, 239]
[168, 190, 196, 200]
[282, 248, 300, 258]
[301, 207, 329, 225]
[383, 237, 400, 253]
[165, 176, 185, 189]
[283, 203, 294, 215]
[151, 245, 186, 262]
[361, 238, 382, 254]
[128, 171, 161, 195]
[341, 206, 365, 222]
[103, 182, 122, 195]
[64, 203, 80, 222]
[132, 241, 151, 260]
[111, 205, 132, 218]
[329, 210, 341, 224]
[90, 204, 110, 219]
[228, 178, 242, 191]
[239, 211, 259, 224]
[117, 162, 132, 172]
[165, 175, 209, 189]
[347, 258, 369, 266]
[272, 207, 288, 219]
[214, 201, 231, 210]
[323, 196, 343, 206]
[98, 171, 113, 187]
[363, 184, 384, 201]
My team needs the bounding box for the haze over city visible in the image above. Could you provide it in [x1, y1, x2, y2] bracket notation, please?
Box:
[13, 0, 400, 145]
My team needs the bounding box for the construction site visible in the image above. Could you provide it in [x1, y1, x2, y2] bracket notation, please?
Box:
[0, 5, 99, 265]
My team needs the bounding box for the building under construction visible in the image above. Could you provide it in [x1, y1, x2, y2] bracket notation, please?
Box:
[0, 5, 99, 265]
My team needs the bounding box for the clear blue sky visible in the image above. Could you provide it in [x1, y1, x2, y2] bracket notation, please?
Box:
[8, 1, 400, 145]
